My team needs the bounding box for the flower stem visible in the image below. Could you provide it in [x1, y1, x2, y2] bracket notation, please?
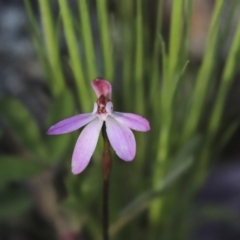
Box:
[101, 123, 112, 240]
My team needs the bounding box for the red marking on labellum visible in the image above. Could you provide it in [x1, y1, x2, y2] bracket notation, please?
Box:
[97, 95, 109, 114]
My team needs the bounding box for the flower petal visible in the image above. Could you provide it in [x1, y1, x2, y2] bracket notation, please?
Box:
[72, 118, 103, 174]
[47, 113, 97, 135]
[91, 78, 112, 99]
[106, 116, 136, 161]
[112, 112, 150, 132]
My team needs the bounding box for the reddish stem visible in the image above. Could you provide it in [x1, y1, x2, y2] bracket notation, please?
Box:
[101, 123, 112, 240]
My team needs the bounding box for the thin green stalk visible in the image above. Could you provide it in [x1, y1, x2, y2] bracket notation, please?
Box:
[135, 0, 144, 115]
[182, 0, 193, 62]
[58, 0, 90, 111]
[171, 3, 226, 237]
[150, 0, 163, 105]
[133, 0, 146, 169]
[161, 0, 192, 125]
[24, 0, 51, 82]
[208, 19, 240, 138]
[151, 34, 168, 118]
[38, 0, 65, 96]
[182, 0, 224, 141]
[172, 0, 193, 94]
[167, 0, 184, 82]
[122, 43, 133, 110]
[218, 0, 240, 51]
[196, 19, 240, 185]
[78, 0, 98, 80]
[96, 0, 114, 80]
[122, 0, 134, 111]
[158, 0, 184, 163]
[150, 0, 184, 226]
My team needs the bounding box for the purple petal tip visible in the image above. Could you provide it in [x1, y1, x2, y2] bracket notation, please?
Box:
[72, 168, 79, 175]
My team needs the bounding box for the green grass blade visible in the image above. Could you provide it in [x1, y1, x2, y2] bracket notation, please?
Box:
[167, 0, 184, 82]
[182, 0, 224, 140]
[134, 0, 144, 114]
[96, 0, 114, 80]
[58, 0, 90, 111]
[108, 156, 193, 238]
[150, 0, 184, 224]
[38, 0, 65, 95]
[150, 0, 163, 104]
[121, 1, 134, 110]
[181, 0, 193, 61]
[208, 20, 240, 137]
[24, 0, 51, 81]
[218, 0, 240, 52]
[78, 0, 98, 80]
[195, 19, 240, 184]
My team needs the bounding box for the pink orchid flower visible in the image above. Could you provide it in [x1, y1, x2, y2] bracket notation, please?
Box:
[47, 78, 150, 174]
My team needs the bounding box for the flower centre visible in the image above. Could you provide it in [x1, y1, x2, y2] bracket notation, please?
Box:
[94, 95, 113, 120]
[97, 95, 109, 114]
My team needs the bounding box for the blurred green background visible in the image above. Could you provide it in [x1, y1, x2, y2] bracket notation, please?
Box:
[0, 0, 240, 239]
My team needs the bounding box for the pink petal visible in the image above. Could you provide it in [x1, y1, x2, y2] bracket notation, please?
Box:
[91, 78, 112, 99]
[47, 113, 97, 135]
[71, 118, 103, 174]
[106, 116, 136, 161]
[112, 112, 150, 132]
